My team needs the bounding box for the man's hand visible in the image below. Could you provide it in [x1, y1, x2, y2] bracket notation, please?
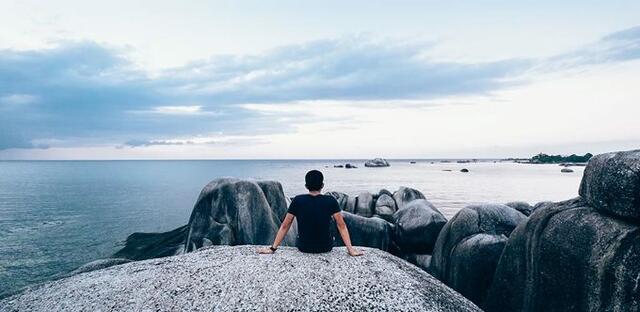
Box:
[257, 247, 275, 254]
[348, 248, 364, 257]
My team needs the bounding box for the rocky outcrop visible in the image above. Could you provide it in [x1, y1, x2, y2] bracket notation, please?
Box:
[393, 186, 426, 210]
[365, 158, 390, 167]
[430, 203, 527, 306]
[393, 199, 447, 254]
[114, 178, 297, 261]
[485, 149, 640, 312]
[326, 191, 356, 213]
[0, 246, 482, 312]
[579, 149, 640, 221]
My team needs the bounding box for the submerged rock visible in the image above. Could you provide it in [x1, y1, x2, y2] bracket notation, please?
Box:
[430, 203, 526, 306]
[393, 199, 447, 254]
[560, 168, 574, 173]
[365, 158, 391, 167]
[0, 246, 481, 312]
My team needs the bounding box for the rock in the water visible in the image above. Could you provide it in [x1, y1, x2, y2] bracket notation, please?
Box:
[393, 199, 447, 253]
[374, 193, 397, 221]
[579, 149, 640, 221]
[460, 168, 469, 173]
[185, 178, 296, 251]
[113, 178, 296, 260]
[430, 203, 527, 306]
[331, 212, 396, 252]
[505, 201, 534, 216]
[365, 158, 391, 167]
[484, 197, 640, 312]
[0, 246, 482, 312]
[393, 186, 427, 210]
[333, 164, 344, 168]
[560, 168, 574, 173]
[354, 191, 375, 217]
[345, 163, 357, 169]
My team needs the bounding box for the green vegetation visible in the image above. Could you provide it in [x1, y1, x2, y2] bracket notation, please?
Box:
[530, 153, 593, 164]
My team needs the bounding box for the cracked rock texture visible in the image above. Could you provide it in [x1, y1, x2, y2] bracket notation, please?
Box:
[0, 246, 481, 312]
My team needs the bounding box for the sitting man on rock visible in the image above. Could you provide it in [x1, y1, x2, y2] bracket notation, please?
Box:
[258, 170, 364, 256]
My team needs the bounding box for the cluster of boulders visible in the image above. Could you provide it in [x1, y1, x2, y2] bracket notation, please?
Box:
[8, 149, 638, 312]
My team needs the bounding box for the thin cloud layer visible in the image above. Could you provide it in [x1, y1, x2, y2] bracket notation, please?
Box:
[1, 27, 639, 150]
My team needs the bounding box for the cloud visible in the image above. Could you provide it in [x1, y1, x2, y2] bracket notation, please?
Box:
[1, 27, 639, 151]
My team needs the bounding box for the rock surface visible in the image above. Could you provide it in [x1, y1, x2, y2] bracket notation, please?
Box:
[354, 191, 375, 217]
[484, 197, 640, 312]
[579, 149, 640, 221]
[393, 199, 447, 253]
[430, 203, 527, 306]
[374, 193, 397, 221]
[0, 246, 481, 312]
[505, 201, 534, 216]
[365, 158, 391, 167]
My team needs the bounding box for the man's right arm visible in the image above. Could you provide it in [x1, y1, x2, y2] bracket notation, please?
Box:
[333, 212, 363, 257]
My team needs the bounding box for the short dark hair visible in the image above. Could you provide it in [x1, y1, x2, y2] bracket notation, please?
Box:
[305, 170, 324, 191]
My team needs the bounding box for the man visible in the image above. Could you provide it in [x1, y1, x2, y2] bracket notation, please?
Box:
[257, 170, 364, 256]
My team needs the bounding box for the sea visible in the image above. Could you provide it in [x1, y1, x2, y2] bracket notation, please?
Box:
[0, 159, 584, 298]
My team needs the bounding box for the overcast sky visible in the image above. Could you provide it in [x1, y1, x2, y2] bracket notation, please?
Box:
[1, 0, 639, 159]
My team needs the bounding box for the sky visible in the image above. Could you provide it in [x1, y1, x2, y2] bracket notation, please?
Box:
[0, 0, 639, 159]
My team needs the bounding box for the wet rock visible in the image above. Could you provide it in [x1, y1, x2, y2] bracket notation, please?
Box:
[484, 197, 640, 312]
[460, 168, 469, 173]
[0, 246, 482, 312]
[430, 203, 527, 306]
[393, 186, 427, 210]
[365, 158, 390, 167]
[345, 163, 357, 169]
[560, 168, 574, 173]
[393, 199, 447, 254]
[579, 149, 640, 221]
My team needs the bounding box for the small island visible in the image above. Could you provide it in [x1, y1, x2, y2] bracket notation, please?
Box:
[511, 153, 593, 165]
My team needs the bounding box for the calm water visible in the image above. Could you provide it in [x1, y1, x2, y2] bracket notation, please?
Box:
[0, 160, 584, 297]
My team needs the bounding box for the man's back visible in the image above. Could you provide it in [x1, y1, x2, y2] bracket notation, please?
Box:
[287, 194, 340, 253]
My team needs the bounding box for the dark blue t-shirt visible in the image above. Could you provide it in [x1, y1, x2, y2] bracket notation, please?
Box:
[287, 194, 341, 253]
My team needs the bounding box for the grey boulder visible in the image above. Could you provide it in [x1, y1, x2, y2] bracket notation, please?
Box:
[393, 186, 427, 210]
[484, 197, 640, 312]
[579, 149, 640, 221]
[365, 158, 391, 167]
[0, 246, 481, 312]
[374, 193, 397, 221]
[331, 212, 396, 253]
[354, 191, 375, 217]
[392, 199, 447, 254]
[430, 203, 527, 306]
[505, 201, 534, 216]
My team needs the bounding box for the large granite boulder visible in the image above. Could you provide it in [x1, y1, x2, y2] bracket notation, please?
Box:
[113, 178, 296, 260]
[354, 191, 375, 217]
[374, 193, 397, 221]
[331, 212, 396, 252]
[484, 197, 640, 312]
[579, 149, 640, 221]
[365, 158, 391, 167]
[393, 187, 426, 210]
[430, 203, 527, 306]
[0, 246, 482, 312]
[392, 199, 447, 253]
